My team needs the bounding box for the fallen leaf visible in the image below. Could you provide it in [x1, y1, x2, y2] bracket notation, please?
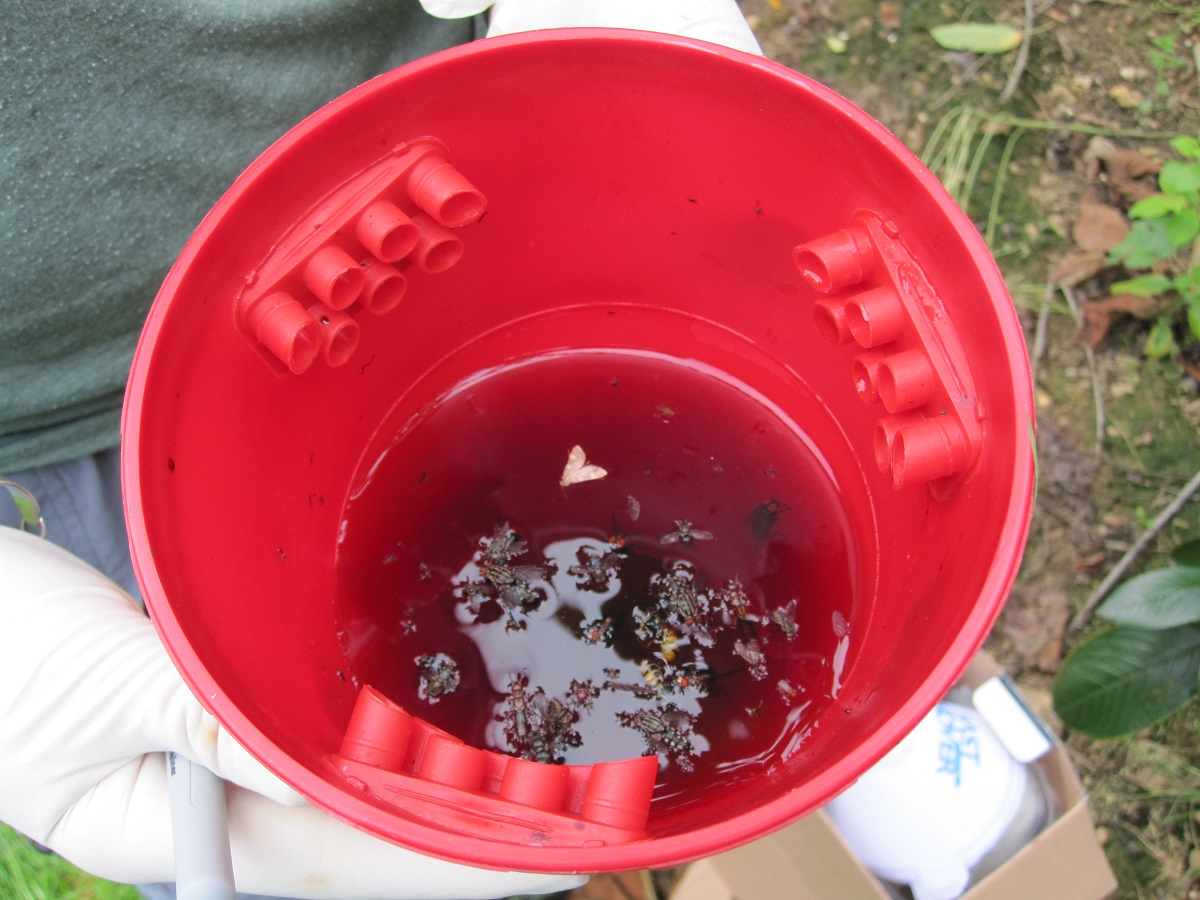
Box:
[1049, 249, 1108, 286]
[1077, 293, 1168, 347]
[1073, 191, 1130, 252]
[1108, 84, 1142, 109]
[930, 22, 1023, 54]
[1000, 587, 1070, 671]
[560, 444, 608, 487]
[1085, 138, 1162, 205]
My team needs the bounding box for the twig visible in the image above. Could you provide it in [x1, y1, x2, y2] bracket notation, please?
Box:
[1030, 282, 1054, 385]
[985, 114, 1179, 141]
[1068, 464, 1200, 634]
[999, 0, 1035, 103]
[1057, 284, 1106, 456]
[931, 52, 991, 111]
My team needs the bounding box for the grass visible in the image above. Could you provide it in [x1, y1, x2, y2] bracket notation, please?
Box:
[0, 824, 140, 900]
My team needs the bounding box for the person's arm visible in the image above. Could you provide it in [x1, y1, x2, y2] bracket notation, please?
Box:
[421, 0, 763, 55]
[0, 526, 583, 899]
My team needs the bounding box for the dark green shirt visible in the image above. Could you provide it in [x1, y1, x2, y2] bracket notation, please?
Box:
[0, 1, 475, 471]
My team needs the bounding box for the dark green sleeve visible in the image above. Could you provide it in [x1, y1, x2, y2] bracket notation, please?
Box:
[0, 1, 475, 470]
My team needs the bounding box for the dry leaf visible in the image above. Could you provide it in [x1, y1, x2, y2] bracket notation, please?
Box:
[1049, 249, 1108, 286]
[560, 444, 608, 487]
[1107, 151, 1163, 205]
[1000, 587, 1069, 671]
[1078, 293, 1167, 347]
[1072, 197, 1129, 253]
[1084, 137, 1162, 206]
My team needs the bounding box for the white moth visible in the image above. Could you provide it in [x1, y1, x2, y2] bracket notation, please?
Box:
[560, 444, 607, 487]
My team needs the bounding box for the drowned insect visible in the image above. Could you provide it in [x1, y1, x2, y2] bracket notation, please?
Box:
[712, 577, 759, 625]
[749, 497, 790, 541]
[601, 667, 660, 701]
[579, 616, 615, 646]
[777, 678, 801, 704]
[500, 676, 581, 763]
[568, 546, 621, 591]
[481, 522, 527, 565]
[660, 519, 715, 545]
[607, 530, 632, 556]
[641, 660, 666, 696]
[664, 662, 709, 696]
[770, 599, 799, 641]
[415, 653, 460, 703]
[733, 636, 768, 681]
[634, 608, 668, 645]
[657, 626, 681, 662]
[479, 560, 551, 632]
[651, 562, 713, 646]
[566, 678, 601, 712]
[458, 523, 555, 631]
[618, 705, 697, 771]
[626, 495, 642, 521]
[560, 444, 607, 487]
[733, 637, 768, 680]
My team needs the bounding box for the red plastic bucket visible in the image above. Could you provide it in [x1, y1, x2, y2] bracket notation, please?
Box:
[122, 30, 1035, 873]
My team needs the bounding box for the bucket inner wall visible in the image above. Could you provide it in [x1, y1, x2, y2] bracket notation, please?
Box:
[123, 32, 1034, 872]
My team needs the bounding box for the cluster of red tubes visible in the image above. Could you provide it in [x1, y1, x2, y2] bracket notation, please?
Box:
[793, 211, 983, 490]
[235, 138, 486, 374]
[329, 686, 659, 847]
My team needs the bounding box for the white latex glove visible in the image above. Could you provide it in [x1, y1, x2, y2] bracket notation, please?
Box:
[420, 0, 763, 56]
[0, 526, 584, 898]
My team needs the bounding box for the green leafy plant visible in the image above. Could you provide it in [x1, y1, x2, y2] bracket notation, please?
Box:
[1054, 539, 1200, 738]
[1107, 133, 1200, 361]
[1147, 33, 1190, 105]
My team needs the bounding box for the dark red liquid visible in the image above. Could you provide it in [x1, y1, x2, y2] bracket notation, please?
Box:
[336, 350, 859, 809]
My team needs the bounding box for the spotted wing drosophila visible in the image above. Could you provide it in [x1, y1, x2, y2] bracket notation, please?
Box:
[660, 519, 715, 546]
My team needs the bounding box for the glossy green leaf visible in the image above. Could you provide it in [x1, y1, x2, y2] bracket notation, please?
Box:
[1171, 135, 1200, 159]
[1110, 219, 1176, 269]
[930, 23, 1023, 54]
[1053, 624, 1200, 738]
[1144, 316, 1178, 359]
[1098, 566, 1200, 628]
[1128, 192, 1187, 220]
[1172, 540, 1200, 568]
[1110, 273, 1172, 297]
[1164, 208, 1200, 248]
[1179, 267, 1200, 303]
[1160, 160, 1200, 195]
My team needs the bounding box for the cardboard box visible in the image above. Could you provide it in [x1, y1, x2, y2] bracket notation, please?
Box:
[670, 653, 1116, 900]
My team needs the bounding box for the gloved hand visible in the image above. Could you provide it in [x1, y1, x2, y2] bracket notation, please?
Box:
[0, 526, 584, 899]
[420, 0, 763, 56]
